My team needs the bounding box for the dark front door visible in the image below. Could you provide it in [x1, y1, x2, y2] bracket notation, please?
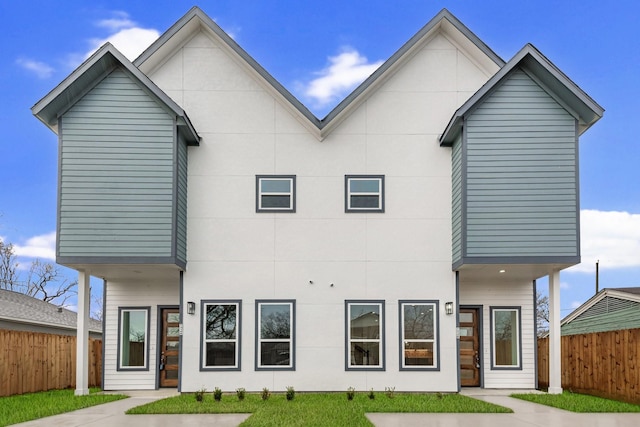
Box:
[159, 307, 180, 387]
[459, 307, 481, 387]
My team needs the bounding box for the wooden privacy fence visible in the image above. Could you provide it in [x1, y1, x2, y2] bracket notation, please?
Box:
[538, 328, 640, 404]
[0, 330, 102, 397]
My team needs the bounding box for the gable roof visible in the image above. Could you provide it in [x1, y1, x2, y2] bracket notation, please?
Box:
[561, 287, 640, 326]
[134, 7, 504, 140]
[32, 43, 199, 145]
[0, 289, 102, 333]
[440, 43, 604, 145]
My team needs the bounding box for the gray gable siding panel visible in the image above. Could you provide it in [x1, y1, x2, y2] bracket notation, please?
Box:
[451, 133, 463, 264]
[58, 68, 176, 259]
[464, 69, 578, 259]
[176, 131, 188, 264]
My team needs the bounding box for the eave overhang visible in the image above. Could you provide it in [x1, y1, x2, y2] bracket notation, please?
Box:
[32, 43, 200, 145]
[439, 43, 604, 146]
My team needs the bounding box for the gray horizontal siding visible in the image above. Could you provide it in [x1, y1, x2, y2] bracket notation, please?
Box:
[451, 134, 463, 265]
[464, 68, 578, 258]
[176, 132, 188, 265]
[58, 68, 176, 259]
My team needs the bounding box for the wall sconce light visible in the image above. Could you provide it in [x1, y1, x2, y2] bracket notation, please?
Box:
[445, 301, 454, 315]
[187, 301, 196, 315]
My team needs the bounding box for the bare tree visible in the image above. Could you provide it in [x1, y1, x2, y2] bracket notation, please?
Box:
[536, 291, 549, 336]
[0, 240, 19, 290]
[0, 238, 77, 307]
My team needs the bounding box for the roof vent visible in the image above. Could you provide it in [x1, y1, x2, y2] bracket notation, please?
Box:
[57, 307, 63, 313]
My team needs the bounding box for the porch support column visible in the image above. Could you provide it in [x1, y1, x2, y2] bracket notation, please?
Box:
[548, 269, 562, 394]
[75, 269, 90, 396]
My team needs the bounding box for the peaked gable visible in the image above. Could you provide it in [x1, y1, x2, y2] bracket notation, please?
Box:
[134, 7, 504, 140]
[32, 43, 199, 145]
[440, 44, 604, 145]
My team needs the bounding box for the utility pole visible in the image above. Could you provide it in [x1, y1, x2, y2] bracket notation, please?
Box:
[595, 260, 599, 294]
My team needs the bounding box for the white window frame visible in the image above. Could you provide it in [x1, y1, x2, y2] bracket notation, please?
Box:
[117, 307, 149, 371]
[256, 175, 296, 212]
[346, 300, 385, 370]
[490, 306, 522, 370]
[256, 300, 295, 370]
[345, 175, 384, 212]
[201, 300, 241, 371]
[399, 301, 439, 370]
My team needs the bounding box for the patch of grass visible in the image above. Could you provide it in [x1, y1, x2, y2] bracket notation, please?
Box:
[0, 388, 127, 427]
[511, 391, 640, 413]
[127, 392, 511, 425]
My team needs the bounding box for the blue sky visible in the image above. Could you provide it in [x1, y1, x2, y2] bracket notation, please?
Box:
[1, 0, 639, 317]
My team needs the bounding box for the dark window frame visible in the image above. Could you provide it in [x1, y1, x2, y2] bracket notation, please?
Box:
[398, 300, 440, 371]
[255, 299, 296, 371]
[117, 306, 151, 371]
[345, 300, 385, 371]
[256, 175, 296, 213]
[200, 300, 242, 371]
[345, 175, 385, 213]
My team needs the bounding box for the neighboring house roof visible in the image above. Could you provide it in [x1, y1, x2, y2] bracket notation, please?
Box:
[440, 43, 604, 145]
[31, 43, 199, 145]
[134, 6, 504, 140]
[560, 287, 640, 336]
[0, 289, 101, 333]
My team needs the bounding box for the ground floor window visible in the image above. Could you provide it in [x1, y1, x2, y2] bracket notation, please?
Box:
[399, 301, 438, 370]
[346, 300, 385, 370]
[118, 307, 149, 370]
[256, 300, 295, 370]
[491, 307, 521, 369]
[202, 301, 240, 370]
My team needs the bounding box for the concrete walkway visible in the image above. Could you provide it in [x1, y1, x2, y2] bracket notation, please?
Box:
[368, 388, 640, 427]
[12, 389, 640, 426]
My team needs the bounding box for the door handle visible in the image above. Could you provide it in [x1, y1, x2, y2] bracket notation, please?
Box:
[474, 351, 480, 369]
[159, 352, 166, 371]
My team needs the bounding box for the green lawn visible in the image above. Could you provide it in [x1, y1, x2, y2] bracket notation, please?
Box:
[511, 391, 640, 413]
[0, 388, 127, 427]
[127, 392, 512, 426]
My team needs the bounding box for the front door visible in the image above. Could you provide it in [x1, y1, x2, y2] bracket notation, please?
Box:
[459, 307, 481, 387]
[159, 307, 180, 387]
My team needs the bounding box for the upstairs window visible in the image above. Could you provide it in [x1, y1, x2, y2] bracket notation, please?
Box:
[345, 175, 384, 212]
[256, 175, 296, 212]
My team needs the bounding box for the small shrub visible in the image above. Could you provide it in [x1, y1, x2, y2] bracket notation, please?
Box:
[213, 387, 222, 402]
[286, 386, 295, 401]
[261, 387, 271, 401]
[236, 388, 246, 401]
[195, 387, 206, 402]
[385, 386, 395, 399]
[346, 387, 355, 401]
[368, 388, 375, 400]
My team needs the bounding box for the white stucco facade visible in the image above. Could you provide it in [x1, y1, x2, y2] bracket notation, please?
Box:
[34, 8, 603, 394]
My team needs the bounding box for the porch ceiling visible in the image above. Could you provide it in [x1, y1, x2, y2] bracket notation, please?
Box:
[65, 263, 181, 283]
[458, 263, 574, 284]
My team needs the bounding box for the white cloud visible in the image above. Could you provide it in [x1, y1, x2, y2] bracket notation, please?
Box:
[13, 231, 56, 261]
[560, 281, 570, 289]
[95, 10, 136, 31]
[15, 57, 54, 79]
[302, 48, 383, 107]
[568, 209, 640, 273]
[570, 300, 582, 309]
[85, 11, 159, 62]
